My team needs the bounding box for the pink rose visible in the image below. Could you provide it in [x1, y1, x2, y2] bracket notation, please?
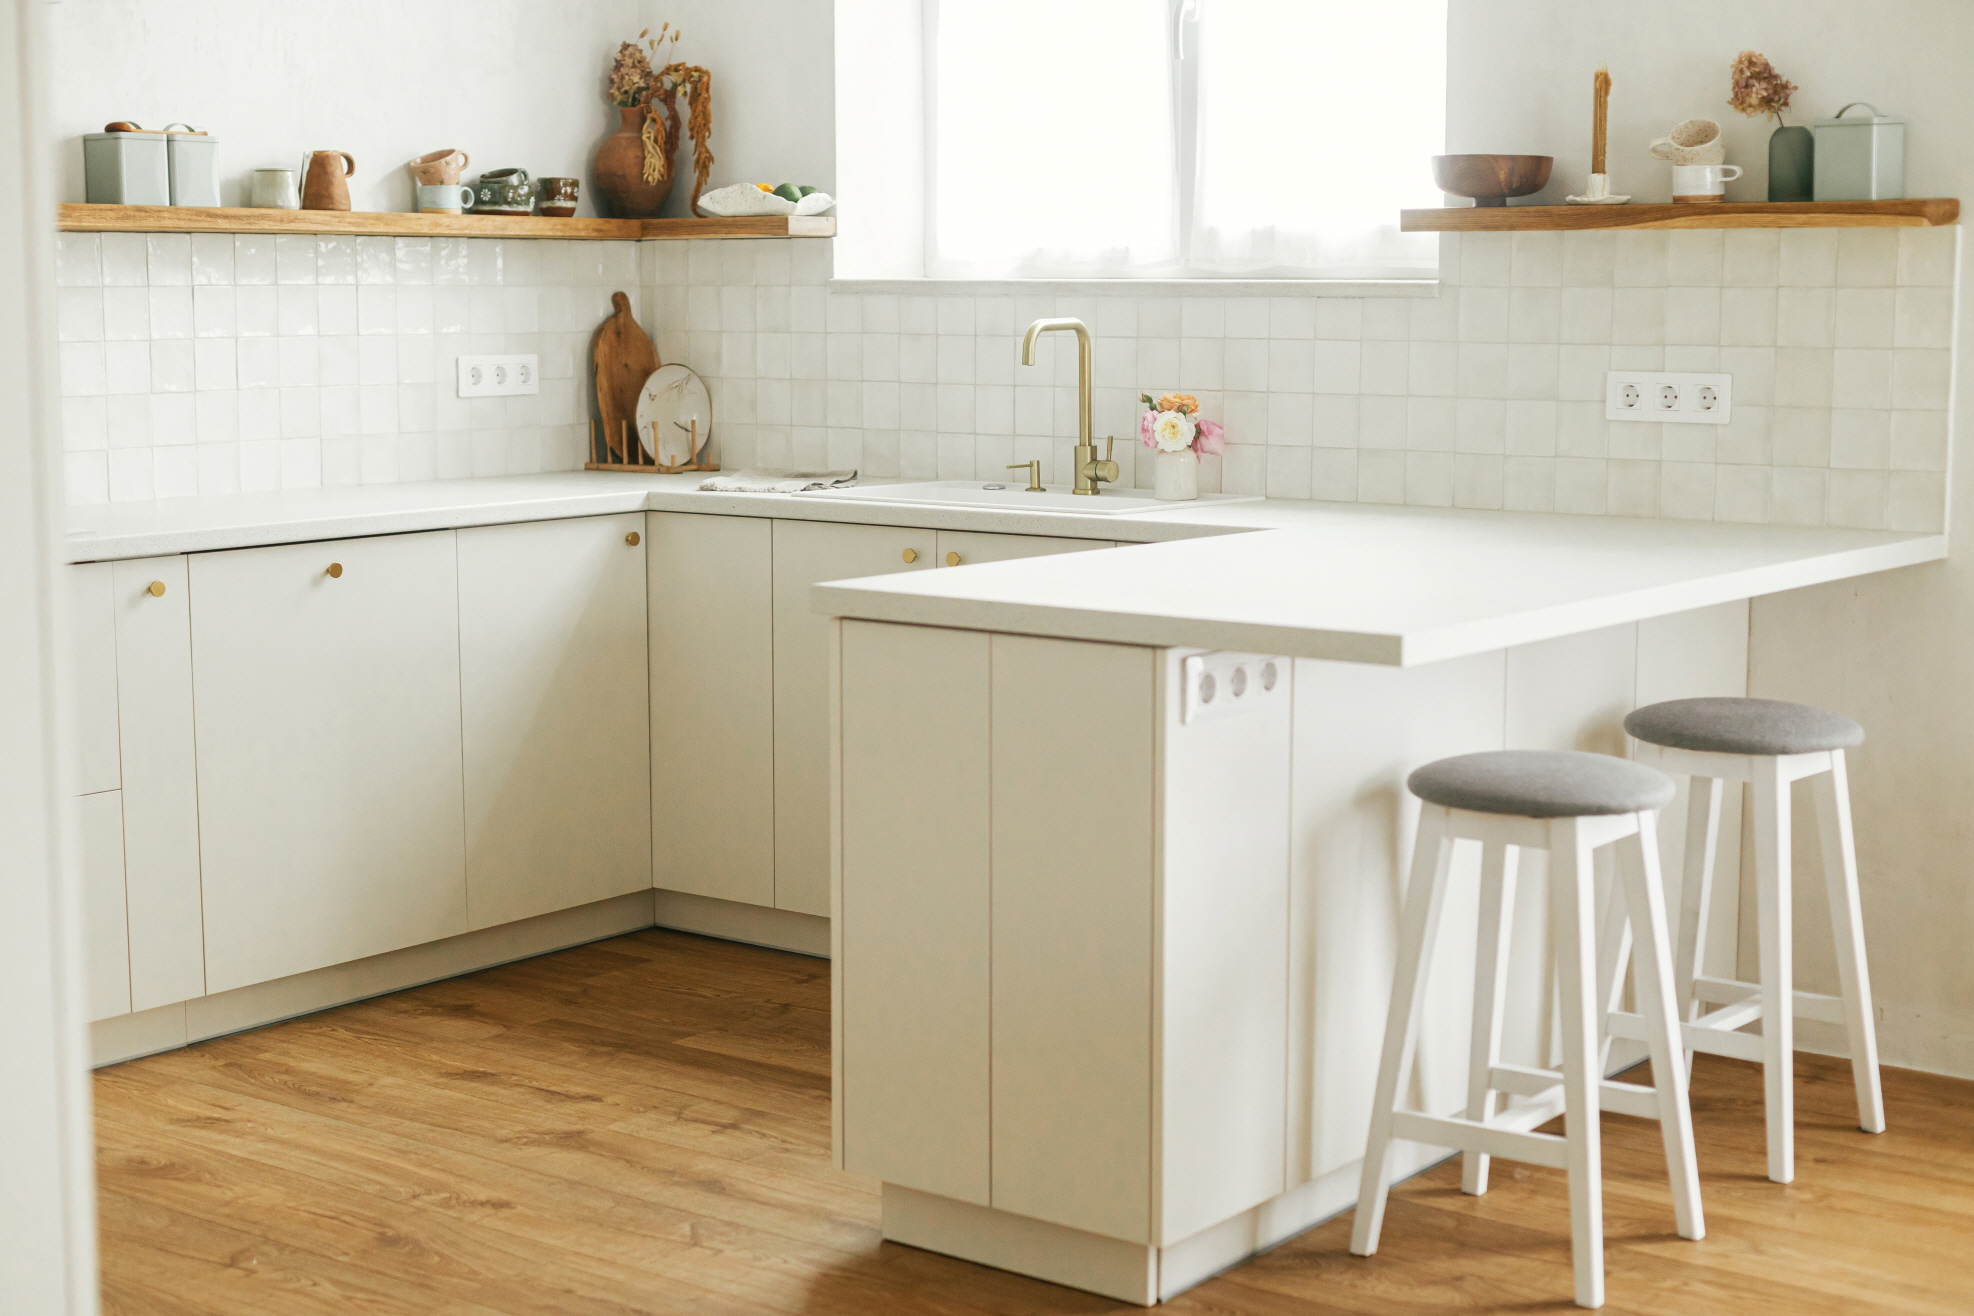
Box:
[1192, 418, 1225, 456]
[1139, 408, 1157, 449]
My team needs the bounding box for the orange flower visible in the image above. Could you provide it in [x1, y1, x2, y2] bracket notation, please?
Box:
[1157, 392, 1198, 415]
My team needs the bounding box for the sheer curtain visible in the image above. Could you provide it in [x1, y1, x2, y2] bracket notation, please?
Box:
[927, 0, 1179, 278]
[926, 0, 1444, 281]
[1188, 0, 1445, 278]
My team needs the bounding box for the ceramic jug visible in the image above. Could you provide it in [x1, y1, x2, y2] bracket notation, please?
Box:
[301, 150, 356, 211]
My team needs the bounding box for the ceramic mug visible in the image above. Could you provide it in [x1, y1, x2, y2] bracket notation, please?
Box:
[417, 183, 476, 214]
[249, 167, 301, 209]
[407, 148, 470, 186]
[1650, 118, 1726, 166]
[537, 176, 579, 217]
[471, 168, 538, 214]
[1671, 163, 1743, 201]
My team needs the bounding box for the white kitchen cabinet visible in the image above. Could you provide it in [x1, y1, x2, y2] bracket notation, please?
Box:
[191, 531, 468, 993]
[772, 519, 935, 915]
[933, 529, 1107, 568]
[78, 789, 131, 1021]
[458, 515, 651, 930]
[64, 563, 121, 797]
[647, 512, 776, 907]
[110, 555, 206, 1011]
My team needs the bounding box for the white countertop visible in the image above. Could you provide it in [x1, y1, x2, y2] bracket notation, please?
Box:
[65, 473, 1946, 668]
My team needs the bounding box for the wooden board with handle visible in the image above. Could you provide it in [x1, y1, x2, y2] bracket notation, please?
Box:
[592, 291, 660, 462]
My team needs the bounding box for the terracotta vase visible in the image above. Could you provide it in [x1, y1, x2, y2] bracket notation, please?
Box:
[593, 104, 674, 218]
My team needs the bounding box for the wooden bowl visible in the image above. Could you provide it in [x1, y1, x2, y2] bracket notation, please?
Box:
[1431, 154, 1554, 207]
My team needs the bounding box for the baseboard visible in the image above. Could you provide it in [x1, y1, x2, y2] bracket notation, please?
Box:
[91, 891, 658, 1067]
[882, 1184, 1159, 1305]
[653, 888, 830, 958]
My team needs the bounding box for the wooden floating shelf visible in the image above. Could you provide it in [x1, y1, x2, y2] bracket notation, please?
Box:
[56, 203, 834, 240]
[1400, 198, 1958, 232]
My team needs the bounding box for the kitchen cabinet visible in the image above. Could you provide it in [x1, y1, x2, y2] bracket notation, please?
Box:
[78, 789, 130, 1021]
[932, 529, 1107, 568]
[65, 563, 120, 797]
[110, 555, 205, 1010]
[647, 512, 777, 907]
[771, 519, 936, 916]
[190, 531, 468, 993]
[458, 515, 651, 930]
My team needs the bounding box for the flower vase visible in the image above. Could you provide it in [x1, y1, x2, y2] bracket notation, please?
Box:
[1154, 449, 1198, 501]
[593, 103, 675, 218]
[1768, 123, 1814, 202]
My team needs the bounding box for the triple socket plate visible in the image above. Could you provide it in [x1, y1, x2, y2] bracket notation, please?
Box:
[456, 354, 540, 398]
[1181, 651, 1288, 725]
[1604, 371, 1732, 425]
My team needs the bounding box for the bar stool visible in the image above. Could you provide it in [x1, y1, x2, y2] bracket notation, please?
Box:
[1622, 697, 1885, 1186]
[1351, 750, 1704, 1311]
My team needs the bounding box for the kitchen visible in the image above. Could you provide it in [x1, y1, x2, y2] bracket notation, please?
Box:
[5, 1, 1973, 1313]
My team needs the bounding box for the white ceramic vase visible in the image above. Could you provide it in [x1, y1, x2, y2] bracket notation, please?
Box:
[1154, 448, 1198, 501]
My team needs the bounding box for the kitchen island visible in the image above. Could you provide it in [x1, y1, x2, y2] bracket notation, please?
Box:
[815, 498, 1942, 1304]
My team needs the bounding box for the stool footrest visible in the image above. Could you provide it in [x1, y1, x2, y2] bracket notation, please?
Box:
[1389, 1111, 1570, 1170]
[1692, 974, 1850, 1026]
[1609, 1008, 1766, 1062]
[1487, 1062, 1662, 1120]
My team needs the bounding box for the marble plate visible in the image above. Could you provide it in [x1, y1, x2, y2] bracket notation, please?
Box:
[636, 363, 713, 466]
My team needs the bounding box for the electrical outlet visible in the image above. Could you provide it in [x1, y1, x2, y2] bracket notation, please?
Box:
[1605, 371, 1732, 425]
[456, 354, 540, 398]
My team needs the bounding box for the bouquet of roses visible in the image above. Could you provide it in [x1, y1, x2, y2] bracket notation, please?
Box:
[1138, 393, 1225, 460]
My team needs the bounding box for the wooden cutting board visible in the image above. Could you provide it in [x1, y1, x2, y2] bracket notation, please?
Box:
[592, 291, 660, 462]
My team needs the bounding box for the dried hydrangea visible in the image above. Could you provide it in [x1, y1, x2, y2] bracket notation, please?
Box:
[608, 40, 654, 107]
[1728, 50, 1797, 121]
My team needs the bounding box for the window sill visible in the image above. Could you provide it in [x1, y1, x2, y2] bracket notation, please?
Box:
[826, 276, 1440, 298]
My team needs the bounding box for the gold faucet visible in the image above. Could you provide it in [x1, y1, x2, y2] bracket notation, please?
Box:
[1019, 317, 1119, 495]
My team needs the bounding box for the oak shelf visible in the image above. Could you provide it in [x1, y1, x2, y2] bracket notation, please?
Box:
[56, 203, 834, 240]
[1400, 198, 1958, 232]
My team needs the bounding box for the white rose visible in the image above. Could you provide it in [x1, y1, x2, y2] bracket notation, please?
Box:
[1153, 410, 1196, 453]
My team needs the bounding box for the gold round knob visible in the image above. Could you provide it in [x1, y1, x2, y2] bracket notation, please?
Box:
[626, 531, 641, 546]
[945, 551, 961, 567]
[902, 548, 918, 564]
[326, 562, 344, 579]
[146, 580, 166, 597]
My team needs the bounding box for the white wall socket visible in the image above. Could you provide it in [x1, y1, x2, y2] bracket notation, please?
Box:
[1605, 371, 1732, 425]
[456, 354, 540, 398]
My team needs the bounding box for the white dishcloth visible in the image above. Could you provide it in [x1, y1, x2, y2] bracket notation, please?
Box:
[698, 468, 858, 494]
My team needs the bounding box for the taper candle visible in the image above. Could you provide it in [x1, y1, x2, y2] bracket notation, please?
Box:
[1591, 65, 1611, 175]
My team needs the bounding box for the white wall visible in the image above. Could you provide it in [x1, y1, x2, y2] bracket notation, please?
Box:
[51, 0, 640, 215]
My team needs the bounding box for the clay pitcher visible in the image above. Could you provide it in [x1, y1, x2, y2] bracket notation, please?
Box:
[302, 151, 356, 211]
[592, 104, 673, 218]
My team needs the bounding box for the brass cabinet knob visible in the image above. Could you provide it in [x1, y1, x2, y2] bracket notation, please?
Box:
[326, 562, 344, 579]
[902, 548, 918, 564]
[146, 580, 166, 597]
[626, 531, 641, 546]
[945, 551, 961, 567]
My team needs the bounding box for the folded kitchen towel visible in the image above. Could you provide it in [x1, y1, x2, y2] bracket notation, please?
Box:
[698, 468, 859, 494]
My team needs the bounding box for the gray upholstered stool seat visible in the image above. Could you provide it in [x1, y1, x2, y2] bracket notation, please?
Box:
[1407, 749, 1675, 818]
[1625, 696, 1864, 757]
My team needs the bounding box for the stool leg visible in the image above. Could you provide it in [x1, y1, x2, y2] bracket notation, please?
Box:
[1550, 818, 1605, 1310]
[1462, 841, 1519, 1196]
[1811, 751, 1886, 1134]
[1352, 806, 1456, 1257]
[1674, 777, 1725, 1044]
[1619, 816, 1706, 1242]
[1752, 757, 1795, 1184]
[1594, 859, 1633, 1075]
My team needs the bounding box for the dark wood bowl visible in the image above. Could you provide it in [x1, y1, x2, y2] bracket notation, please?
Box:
[1431, 154, 1554, 207]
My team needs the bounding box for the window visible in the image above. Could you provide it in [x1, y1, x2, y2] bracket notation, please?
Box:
[922, 0, 1446, 281]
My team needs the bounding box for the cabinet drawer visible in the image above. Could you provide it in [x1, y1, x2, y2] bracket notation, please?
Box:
[933, 529, 1108, 568]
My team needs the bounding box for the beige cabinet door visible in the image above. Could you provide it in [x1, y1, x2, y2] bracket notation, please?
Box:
[648, 511, 776, 907]
[78, 790, 131, 1021]
[773, 519, 935, 915]
[191, 531, 468, 993]
[459, 514, 651, 930]
[933, 529, 1109, 568]
[110, 555, 206, 1011]
[64, 563, 121, 797]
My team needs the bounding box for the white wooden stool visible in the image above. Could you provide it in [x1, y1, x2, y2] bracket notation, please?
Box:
[1350, 750, 1704, 1310]
[1623, 697, 1886, 1185]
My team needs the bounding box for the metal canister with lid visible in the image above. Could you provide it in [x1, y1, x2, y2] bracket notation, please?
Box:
[1813, 103, 1904, 201]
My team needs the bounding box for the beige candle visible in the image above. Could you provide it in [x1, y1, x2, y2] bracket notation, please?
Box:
[1592, 66, 1611, 175]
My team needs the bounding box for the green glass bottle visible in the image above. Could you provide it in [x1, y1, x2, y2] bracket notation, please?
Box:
[1769, 122, 1814, 201]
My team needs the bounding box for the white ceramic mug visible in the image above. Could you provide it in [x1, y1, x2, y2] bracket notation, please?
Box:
[416, 183, 476, 214]
[249, 167, 300, 209]
[1672, 163, 1742, 201]
[1650, 118, 1726, 165]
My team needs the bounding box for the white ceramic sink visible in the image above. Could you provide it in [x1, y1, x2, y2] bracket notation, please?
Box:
[791, 480, 1260, 517]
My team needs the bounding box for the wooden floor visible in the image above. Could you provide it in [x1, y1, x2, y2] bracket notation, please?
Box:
[95, 929, 1974, 1315]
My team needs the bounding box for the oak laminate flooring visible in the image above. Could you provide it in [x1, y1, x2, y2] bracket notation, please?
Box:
[97, 927, 1974, 1314]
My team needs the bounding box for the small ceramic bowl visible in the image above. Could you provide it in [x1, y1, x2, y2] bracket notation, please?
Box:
[1431, 154, 1554, 207]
